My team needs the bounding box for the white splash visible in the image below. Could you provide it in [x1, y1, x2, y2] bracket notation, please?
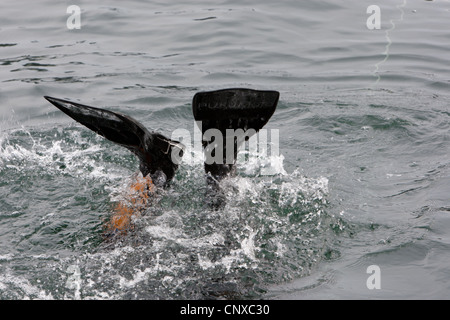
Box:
[0, 128, 127, 182]
[0, 273, 54, 300]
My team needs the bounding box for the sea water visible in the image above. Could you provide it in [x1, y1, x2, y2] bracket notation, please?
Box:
[1, 0, 450, 299]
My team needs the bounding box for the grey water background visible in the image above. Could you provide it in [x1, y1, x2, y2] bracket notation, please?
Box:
[1, 0, 450, 299]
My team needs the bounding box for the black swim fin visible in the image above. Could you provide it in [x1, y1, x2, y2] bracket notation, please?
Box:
[44, 96, 184, 185]
[192, 88, 279, 180]
[192, 88, 279, 208]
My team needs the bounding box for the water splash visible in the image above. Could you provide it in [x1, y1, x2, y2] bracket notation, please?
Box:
[0, 272, 54, 300]
[0, 127, 130, 181]
[0, 126, 333, 299]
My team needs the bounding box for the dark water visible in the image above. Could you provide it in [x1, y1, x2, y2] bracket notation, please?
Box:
[1, 0, 450, 299]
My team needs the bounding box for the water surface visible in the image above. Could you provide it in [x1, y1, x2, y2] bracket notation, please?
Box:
[1, 0, 450, 299]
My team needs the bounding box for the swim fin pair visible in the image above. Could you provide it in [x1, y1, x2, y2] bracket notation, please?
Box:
[45, 88, 279, 199]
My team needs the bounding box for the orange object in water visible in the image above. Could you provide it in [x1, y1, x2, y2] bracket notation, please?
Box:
[105, 175, 155, 236]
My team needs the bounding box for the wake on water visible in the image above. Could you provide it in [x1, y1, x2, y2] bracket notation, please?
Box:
[0, 125, 336, 299]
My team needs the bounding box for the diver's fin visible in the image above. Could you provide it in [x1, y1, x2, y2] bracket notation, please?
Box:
[192, 88, 279, 209]
[192, 88, 279, 180]
[44, 96, 184, 183]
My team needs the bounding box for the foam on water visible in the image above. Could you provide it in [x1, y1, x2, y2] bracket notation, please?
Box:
[84, 168, 329, 299]
[0, 127, 123, 180]
[0, 273, 54, 300]
[0, 125, 332, 299]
